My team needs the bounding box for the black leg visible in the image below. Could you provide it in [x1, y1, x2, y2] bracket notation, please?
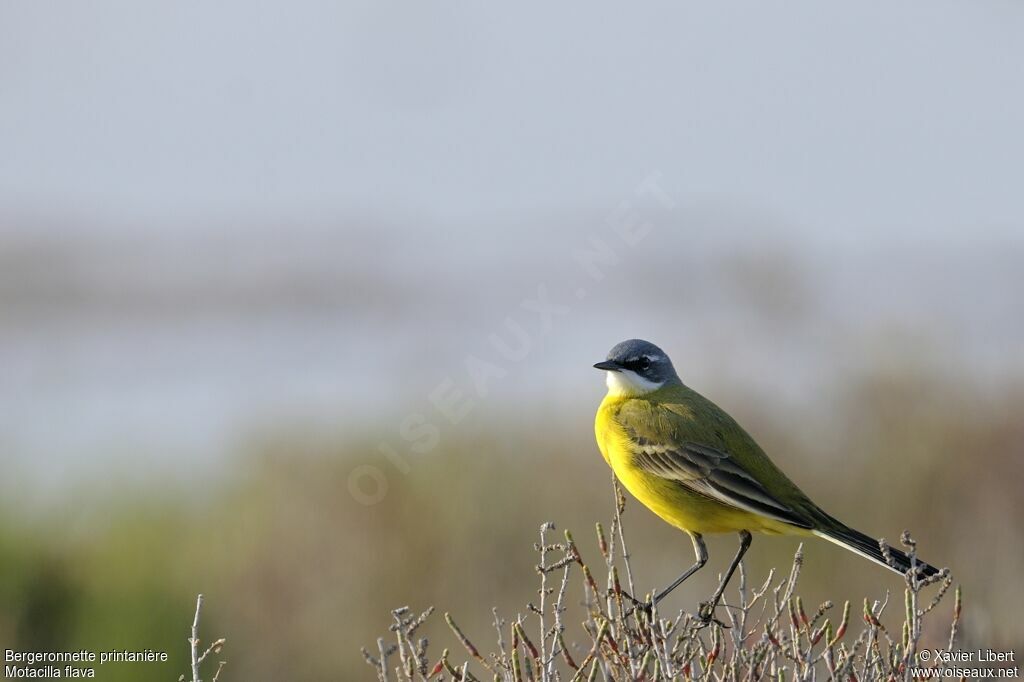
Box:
[695, 530, 752, 626]
[653, 532, 708, 605]
[624, 532, 707, 617]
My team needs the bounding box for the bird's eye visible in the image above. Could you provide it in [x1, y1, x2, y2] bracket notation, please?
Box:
[638, 357, 651, 370]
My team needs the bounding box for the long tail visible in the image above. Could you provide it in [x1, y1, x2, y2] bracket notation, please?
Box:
[812, 523, 941, 579]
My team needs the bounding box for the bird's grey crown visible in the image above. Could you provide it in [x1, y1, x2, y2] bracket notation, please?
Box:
[606, 338, 665, 362]
[605, 338, 681, 384]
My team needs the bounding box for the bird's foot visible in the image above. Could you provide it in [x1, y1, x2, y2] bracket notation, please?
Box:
[619, 591, 654, 619]
[689, 600, 730, 629]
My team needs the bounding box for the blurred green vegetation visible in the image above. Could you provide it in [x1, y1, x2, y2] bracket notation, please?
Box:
[2, 356, 1022, 680]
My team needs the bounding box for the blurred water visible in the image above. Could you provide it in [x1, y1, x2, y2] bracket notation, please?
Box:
[2, 218, 1022, 500]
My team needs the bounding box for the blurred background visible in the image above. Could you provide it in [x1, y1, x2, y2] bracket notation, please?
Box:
[2, 2, 1023, 678]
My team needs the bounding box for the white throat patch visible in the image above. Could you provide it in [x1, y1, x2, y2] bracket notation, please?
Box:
[605, 369, 664, 397]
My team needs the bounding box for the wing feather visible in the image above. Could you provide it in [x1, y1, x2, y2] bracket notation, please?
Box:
[630, 436, 811, 529]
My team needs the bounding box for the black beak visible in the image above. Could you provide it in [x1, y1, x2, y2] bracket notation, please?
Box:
[593, 360, 621, 372]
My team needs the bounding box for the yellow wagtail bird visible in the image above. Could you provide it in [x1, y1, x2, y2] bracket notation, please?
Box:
[593, 339, 940, 623]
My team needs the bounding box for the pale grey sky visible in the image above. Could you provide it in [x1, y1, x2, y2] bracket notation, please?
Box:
[2, 1, 1022, 244]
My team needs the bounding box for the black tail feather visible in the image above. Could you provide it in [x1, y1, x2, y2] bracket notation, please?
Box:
[815, 524, 941, 579]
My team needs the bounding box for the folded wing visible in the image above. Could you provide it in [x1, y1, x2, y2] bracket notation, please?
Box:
[629, 436, 812, 530]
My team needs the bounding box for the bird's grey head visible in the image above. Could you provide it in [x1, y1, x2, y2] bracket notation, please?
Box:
[593, 339, 681, 397]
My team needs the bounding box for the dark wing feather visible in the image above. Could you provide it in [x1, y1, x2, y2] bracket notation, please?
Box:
[630, 437, 812, 529]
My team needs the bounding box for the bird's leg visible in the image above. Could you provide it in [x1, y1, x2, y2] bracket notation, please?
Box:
[654, 532, 708, 604]
[694, 530, 752, 628]
[624, 533, 707, 617]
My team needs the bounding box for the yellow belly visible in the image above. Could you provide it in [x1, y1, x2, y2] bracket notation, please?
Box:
[595, 398, 800, 536]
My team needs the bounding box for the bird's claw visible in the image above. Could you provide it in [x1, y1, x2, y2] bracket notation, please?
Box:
[690, 601, 730, 629]
[619, 592, 654, 619]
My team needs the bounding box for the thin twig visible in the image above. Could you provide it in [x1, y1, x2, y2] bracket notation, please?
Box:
[190, 594, 203, 682]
